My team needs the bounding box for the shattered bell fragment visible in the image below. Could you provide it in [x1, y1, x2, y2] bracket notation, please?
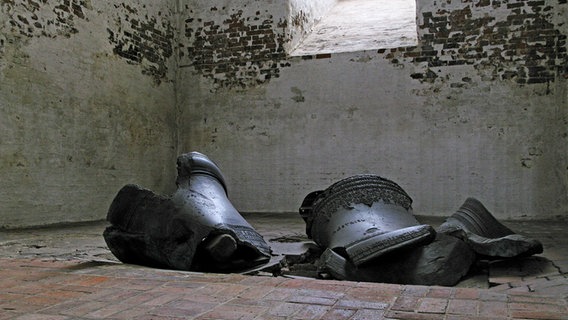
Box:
[103, 152, 271, 272]
[300, 174, 543, 286]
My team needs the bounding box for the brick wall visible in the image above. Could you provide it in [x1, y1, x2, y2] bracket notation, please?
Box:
[179, 2, 289, 90]
[389, 0, 567, 85]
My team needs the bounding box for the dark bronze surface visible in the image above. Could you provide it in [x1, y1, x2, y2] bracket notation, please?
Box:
[103, 152, 271, 272]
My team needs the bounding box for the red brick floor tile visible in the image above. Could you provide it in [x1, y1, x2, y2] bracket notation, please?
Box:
[236, 285, 273, 300]
[478, 290, 507, 302]
[402, 285, 429, 297]
[335, 299, 388, 310]
[445, 316, 506, 320]
[303, 280, 355, 293]
[277, 278, 310, 288]
[125, 278, 169, 291]
[452, 287, 480, 299]
[426, 286, 453, 298]
[90, 288, 142, 302]
[136, 314, 185, 320]
[298, 288, 346, 299]
[107, 305, 157, 319]
[142, 293, 184, 306]
[287, 294, 337, 306]
[23, 294, 66, 309]
[416, 297, 448, 314]
[41, 287, 90, 300]
[384, 310, 444, 319]
[266, 302, 305, 317]
[262, 288, 295, 301]
[181, 292, 231, 304]
[58, 300, 110, 317]
[214, 283, 250, 297]
[83, 301, 134, 319]
[322, 308, 357, 320]
[351, 308, 386, 320]
[0, 292, 28, 302]
[196, 283, 228, 295]
[446, 298, 478, 315]
[239, 275, 288, 287]
[345, 287, 398, 304]
[226, 297, 281, 308]
[509, 310, 567, 320]
[0, 298, 51, 314]
[508, 294, 564, 304]
[149, 305, 197, 318]
[162, 280, 206, 290]
[391, 296, 420, 312]
[12, 314, 70, 320]
[293, 304, 331, 319]
[64, 275, 111, 287]
[40, 300, 92, 315]
[509, 301, 566, 313]
[56, 284, 99, 295]
[162, 299, 218, 315]
[478, 300, 508, 318]
[196, 303, 268, 320]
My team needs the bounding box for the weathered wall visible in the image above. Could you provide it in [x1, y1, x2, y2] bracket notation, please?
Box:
[0, 0, 178, 228]
[178, 0, 567, 220]
[1, 0, 565, 227]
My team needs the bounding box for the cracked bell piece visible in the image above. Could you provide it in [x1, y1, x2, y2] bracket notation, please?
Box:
[300, 174, 436, 268]
[318, 232, 476, 286]
[103, 152, 271, 272]
[437, 197, 543, 259]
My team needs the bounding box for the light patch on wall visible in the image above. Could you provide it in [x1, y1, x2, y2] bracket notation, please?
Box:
[290, 0, 418, 56]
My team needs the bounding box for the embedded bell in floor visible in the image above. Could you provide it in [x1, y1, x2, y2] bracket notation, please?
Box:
[103, 151, 271, 273]
[301, 175, 437, 266]
[299, 175, 545, 286]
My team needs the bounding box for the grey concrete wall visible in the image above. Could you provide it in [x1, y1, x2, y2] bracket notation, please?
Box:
[0, 0, 179, 228]
[178, 0, 568, 220]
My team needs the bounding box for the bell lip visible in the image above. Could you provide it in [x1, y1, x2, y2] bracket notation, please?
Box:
[344, 224, 437, 266]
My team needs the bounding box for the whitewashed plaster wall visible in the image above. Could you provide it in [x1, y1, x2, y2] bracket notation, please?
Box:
[0, 1, 179, 228]
[178, 0, 568, 220]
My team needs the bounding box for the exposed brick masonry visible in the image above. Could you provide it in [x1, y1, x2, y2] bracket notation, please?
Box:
[1, 1, 174, 85]
[182, 8, 289, 91]
[1, 0, 91, 38]
[383, 0, 567, 84]
[106, 4, 174, 85]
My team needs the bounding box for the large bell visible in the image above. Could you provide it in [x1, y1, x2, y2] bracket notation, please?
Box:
[103, 152, 271, 272]
[300, 174, 436, 267]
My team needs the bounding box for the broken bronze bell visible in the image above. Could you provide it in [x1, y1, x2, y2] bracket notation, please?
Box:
[103, 152, 271, 272]
[300, 175, 544, 286]
[437, 197, 543, 260]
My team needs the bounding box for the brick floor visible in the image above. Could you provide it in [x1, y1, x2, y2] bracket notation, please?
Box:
[1, 217, 568, 319]
[1, 257, 567, 319]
